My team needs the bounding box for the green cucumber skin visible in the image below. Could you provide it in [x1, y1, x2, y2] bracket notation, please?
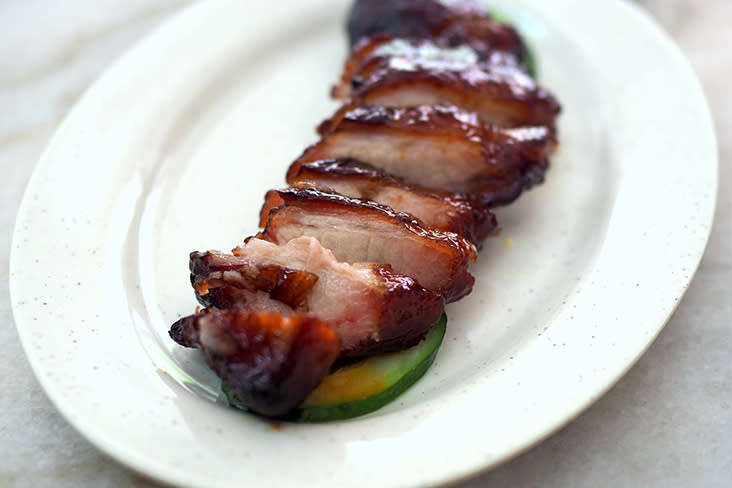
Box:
[489, 9, 538, 78]
[524, 44, 537, 78]
[222, 382, 248, 411]
[289, 320, 445, 422]
[222, 314, 447, 422]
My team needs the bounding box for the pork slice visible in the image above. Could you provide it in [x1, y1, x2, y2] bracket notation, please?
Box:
[169, 309, 339, 417]
[296, 104, 556, 206]
[345, 0, 531, 69]
[347, 0, 483, 47]
[332, 38, 559, 127]
[285, 158, 498, 245]
[257, 186, 476, 302]
[189, 249, 318, 312]
[189, 237, 446, 357]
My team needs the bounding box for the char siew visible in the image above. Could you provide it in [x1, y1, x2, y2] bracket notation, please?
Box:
[168, 0, 561, 419]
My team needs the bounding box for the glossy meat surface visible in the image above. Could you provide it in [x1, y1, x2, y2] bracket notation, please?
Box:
[332, 37, 559, 127]
[257, 186, 476, 301]
[348, 0, 482, 44]
[222, 237, 446, 356]
[189, 250, 318, 311]
[286, 158, 498, 245]
[296, 104, 556, 206]
[169, 310, 339, 417]
[346, 0, 529, 66]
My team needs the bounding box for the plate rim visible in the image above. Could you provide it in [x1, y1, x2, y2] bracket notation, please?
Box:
[10, 0, 718, 486]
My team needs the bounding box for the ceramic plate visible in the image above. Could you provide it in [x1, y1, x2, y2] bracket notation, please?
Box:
[10, 0, 717, 486]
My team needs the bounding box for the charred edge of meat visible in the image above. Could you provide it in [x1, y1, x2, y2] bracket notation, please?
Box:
[471, 125, 557, 206]
[170, 311, 206, 348]
[333, 34, 393, 99]
[300, 105, 556, 207]
[226, 236, 447, 357]
[316, 104, 558, 158]
[291, 158, 396, 182]
[334, 262, 446, 358]
[351, 73, 560, 128]
[318, 103, 490, 138]
[260, 185, 477, 261]
[287, 158, 499, 244]
[257, 186, 476, 303]
[189, 251, 319, 310]
[259, 189, 285, 229]
[288, 158, 422, 197]
[337, 36, 529, 99]
[346, 264, 442, 356]
[170, 310, 340, 417]
[329, 36, 560, 127]
[473, 162, 548, 207]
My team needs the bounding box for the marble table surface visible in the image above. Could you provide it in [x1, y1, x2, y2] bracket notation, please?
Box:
[1, 1, 729, 486]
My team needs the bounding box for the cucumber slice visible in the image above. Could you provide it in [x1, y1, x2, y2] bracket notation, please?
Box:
[222, 314, 447, 422]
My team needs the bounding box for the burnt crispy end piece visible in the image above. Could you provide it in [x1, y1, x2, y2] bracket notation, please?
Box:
[169, 310, 339, 417]
[296, 104, 556, 206]
[231, 237, 445, 357]
[332, 38, 559, 127]
[257, 186, 476, 302]
[188, 250, 319, 311]
[333, 35, 392, 100]
[346, 0, 529, 66]
[286, 159, 498, 245]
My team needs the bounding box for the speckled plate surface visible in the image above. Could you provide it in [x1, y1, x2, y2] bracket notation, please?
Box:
[10, 0, 716, 487]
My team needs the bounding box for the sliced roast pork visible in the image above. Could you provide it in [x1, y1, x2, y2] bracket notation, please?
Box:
[257, 186, 476, 301]
[331, 37, 559, 128]
[188, 249, 319, 312]
[169, 310, 340, 417]
[285, 158, 498, 245]
[346, 0, 531, 68]
[294, 104, 556, 206]
[167, 0, 564, 420]
[187, 236, 445, 357]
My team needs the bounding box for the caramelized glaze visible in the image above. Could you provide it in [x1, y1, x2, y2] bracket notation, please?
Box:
[170, 310, 339, 417]
[297, 104, 556, 206]
[287, 158, 498, 245]
[332, 38, 559, 127]
[346, 0, 530, 66]
[258, 186, 476, 302]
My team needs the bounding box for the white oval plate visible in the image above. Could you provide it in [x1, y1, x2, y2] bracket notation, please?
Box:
[10, 0, 716, 487]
